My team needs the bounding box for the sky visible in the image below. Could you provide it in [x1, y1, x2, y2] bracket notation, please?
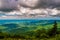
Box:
[0, 0, 60, 19]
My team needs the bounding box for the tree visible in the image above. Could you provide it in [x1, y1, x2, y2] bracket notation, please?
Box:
[48, 20, 57, 36]
[0, 31, 4, 39]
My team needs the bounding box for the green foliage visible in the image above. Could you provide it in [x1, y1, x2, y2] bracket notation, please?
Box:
[0, 21, 60, 40]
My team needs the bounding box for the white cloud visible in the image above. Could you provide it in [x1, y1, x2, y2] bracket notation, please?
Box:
[0, 0, 60, 19]
[0, 8, 60, 18]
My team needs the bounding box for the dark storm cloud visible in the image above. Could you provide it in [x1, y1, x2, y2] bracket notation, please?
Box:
[31, 0, 60, 9]
[0, 0, 18, 12]
[0, 0, 60, 12]
[18, 0, 60, 9]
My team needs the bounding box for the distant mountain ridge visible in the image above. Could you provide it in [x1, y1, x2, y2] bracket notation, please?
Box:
[0, 20, 59, 34]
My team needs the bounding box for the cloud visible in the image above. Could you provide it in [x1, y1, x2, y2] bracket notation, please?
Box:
[0, 0, 60, 11]
[18, 0, 60, 9]
[0, 0, 60, 18]
[18, 0, 40, 8]
[0, 0, 18, 12]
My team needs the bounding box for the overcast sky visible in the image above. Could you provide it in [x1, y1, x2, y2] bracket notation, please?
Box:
[0, 0, 60, 19]
[0, 0, 60, 11]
